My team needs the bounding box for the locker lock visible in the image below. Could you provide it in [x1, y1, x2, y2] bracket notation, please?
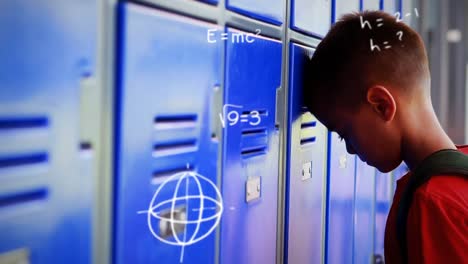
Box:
[339, 154, 347, 169]
[158, 206, 187, 238]
[302, 161, 312, 181]
[246, 176, 261, 202]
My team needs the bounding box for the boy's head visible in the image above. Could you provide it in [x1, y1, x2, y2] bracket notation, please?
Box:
[303, 10, 431, 172]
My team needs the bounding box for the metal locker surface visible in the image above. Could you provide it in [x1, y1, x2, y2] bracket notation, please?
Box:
[362, 0, 382, 11]
[326, 133, 357, 264]
[374, 171, 393, 261]
[197, 0, 218, 5]
[291, 0, 332, 38]
[0, 0, 96, 263]
[226, 0, 285, 25]
[383, 0, 399, 14]
[354, 160, 377, 264]
[285, 43, 328, 264]
[220, 27, 282, 264]
[333, 0, 361, 21]
[114, 3, 221, 263]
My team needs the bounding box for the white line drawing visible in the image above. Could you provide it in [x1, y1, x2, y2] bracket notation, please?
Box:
[394, 12, 403, 22]
[138, 164, 224, 263]
[370, 38, 381, 52]
[249, 110, 261, 126]
[383, 41, 391, 49]
[219, 104, 243, 128]
[207, 29, 261, 44]
[376, 18, 384, 27]
[245, 29, 261, 43]
[396, 31, 403, 41]
[219, 104, 265, 128]
[207, 29, 217, 43]
[360, 15, 372, 29]
[221, 33, 229, 41]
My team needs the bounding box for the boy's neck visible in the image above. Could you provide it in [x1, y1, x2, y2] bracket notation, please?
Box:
[401, 105, 457, 171]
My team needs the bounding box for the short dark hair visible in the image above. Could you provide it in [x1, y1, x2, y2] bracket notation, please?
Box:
[303, 10, 430, 112]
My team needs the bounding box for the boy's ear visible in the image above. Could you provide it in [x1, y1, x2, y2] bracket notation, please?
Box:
[366, 86, 396, 122]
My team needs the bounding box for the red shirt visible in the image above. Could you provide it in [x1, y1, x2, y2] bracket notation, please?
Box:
[384, 145, 468, 264]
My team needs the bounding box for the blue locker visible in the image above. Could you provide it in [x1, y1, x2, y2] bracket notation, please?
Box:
[226, 0, 284, 25]
[220, 28, 282, 264]
[291, 0, 332, 38]
[374, 171, 393, 261]
[114, 4, 221, 263]
[362, 0, 382, 10]
[383, 0, 400, 14]
[326, 133, 357, 264]
[285, 44, 328, 264]
[333, 0, 361, 21]
[325, 2, 361, 263]
[353, 160, 376, 264]
[0, 0, 96, 263]
[197, 0, 218, 5]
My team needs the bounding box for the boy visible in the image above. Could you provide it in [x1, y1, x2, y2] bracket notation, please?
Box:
[302, 11, 468, 263]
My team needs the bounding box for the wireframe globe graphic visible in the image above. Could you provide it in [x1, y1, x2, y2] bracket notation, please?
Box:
[144, 170, 223, 247]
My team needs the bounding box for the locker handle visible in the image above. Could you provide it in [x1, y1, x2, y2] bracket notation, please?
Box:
[79, 75, 99, 152]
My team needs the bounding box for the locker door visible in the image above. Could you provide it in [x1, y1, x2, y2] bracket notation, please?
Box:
[114, 3, 221, 263]
[354, 161, 376, 264]
[334, 0, 361, 21]
[326, 133, 357, 264]
[220, 28, 282, 264]
[291, 0, 332, 38]
[374, 171, 393, 261]
[383, 0, 399, 14]
[285, 44, 328, 264]
[362, 0, 382, 11]
[226, 0, 285, 25]
[0, 0, 96, 263]
[197, 0, 218, 4]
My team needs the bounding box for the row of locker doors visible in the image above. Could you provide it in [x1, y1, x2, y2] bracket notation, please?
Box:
[114, 2, 401, 264]
[0, 0, 408, 263]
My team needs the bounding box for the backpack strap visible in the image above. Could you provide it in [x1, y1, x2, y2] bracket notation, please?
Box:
[396, 149, 468, 263]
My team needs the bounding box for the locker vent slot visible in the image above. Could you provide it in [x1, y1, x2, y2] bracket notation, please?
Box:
[0, 117, 48, 130]
[301, 121, 317, 129]
[153, 139, 197, 157]
[241, 127, 267, 158]
[241, 128, 267, 136]
[300, 112, 317, 146]
[241, 146, 267, 157]
[153, 166, 193, 179]
[0, 153, 48, 169]
[0, 188, 48, 208]
[300, 137, 317, 145]
[154, 114, 197, 130]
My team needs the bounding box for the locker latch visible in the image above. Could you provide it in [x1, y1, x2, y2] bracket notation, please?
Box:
[302, 161, 312, 181]
[339, 154, 347, 169]
[0, 248, 30, 264]
[245, 176, 261, 202]
[158, 206, 187, 238]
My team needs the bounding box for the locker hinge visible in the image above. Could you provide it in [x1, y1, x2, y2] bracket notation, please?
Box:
[275, 86, 284, 129]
